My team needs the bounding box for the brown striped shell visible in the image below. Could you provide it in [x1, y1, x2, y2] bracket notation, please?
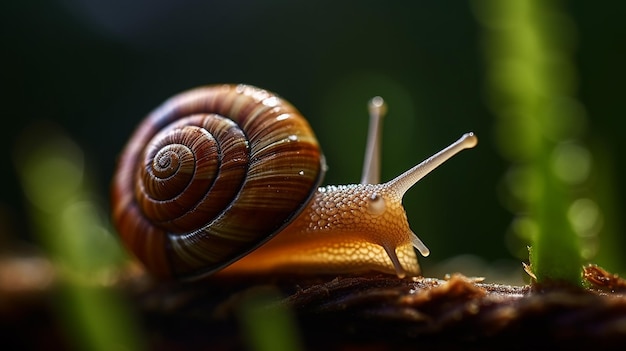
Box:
[111, 84, 324, 280]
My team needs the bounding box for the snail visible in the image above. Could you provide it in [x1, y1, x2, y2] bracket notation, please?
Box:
[111, 84, 477, 281]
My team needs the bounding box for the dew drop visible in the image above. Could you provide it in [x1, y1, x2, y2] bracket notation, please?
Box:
[263, 96, 280, 107]
[276, 113, 290, 121]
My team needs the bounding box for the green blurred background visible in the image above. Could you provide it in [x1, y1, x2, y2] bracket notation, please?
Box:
[2, 0, 625, 282]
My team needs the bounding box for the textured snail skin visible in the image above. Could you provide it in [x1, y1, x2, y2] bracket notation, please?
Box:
[219, 184, 420, 278]
[112, 84, 324, 280]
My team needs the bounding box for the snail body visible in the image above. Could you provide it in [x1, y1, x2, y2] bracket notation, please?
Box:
[219, 183, 421, 278]
[111, 84, 477, 281]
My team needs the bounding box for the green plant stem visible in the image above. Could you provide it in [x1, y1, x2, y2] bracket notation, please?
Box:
[533, 151, 582, 284]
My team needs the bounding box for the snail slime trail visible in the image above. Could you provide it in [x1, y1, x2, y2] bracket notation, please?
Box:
[111, 84, 477, 281]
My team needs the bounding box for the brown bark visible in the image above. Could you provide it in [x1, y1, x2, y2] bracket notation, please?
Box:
[2, 256, 626, 350]
[128, 265, 626, 350]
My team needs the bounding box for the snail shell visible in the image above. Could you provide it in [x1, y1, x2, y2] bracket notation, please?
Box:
[111, 84, 477, 281]
[112, 84, 325, 280]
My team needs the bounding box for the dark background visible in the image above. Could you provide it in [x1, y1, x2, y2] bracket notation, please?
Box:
[2, 0, 625, 279]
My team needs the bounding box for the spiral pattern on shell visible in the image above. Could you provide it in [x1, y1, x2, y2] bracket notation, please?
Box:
[111, 84, 324, 280]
